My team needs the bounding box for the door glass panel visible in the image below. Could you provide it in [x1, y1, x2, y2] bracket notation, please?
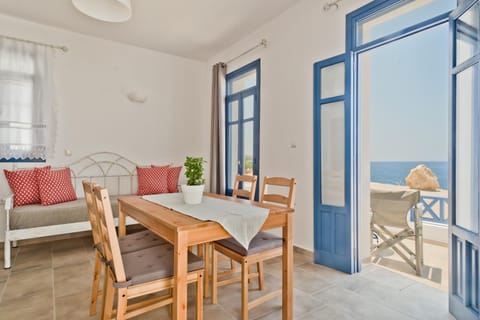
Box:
[455, 64, 479, 232]
[321, 101, 345, 206]
[321, 62, 345, 99]
[228, 100, 239, 122]
[243, 95, 254, 119]
[356, 0, 455, 46]
[228, 124, 239, 190]
[243, 121, 254, 176]
[229, 70, 256, 94]
[456, 1, 480, 66]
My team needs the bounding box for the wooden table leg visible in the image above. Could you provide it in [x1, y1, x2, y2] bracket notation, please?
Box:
[118, 202, 126, 237]
[282, 212, 293, 320]
[173, 229, 188, 319]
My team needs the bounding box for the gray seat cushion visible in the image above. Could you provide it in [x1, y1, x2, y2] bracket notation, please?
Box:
[10, 196, 120, 229]
[216, 231, 283, 256]
[119, 230, 168, 253]
[121, 244, 204, 286]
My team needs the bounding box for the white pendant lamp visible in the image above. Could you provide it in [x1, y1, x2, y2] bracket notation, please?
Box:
[72, 0, 132, 22]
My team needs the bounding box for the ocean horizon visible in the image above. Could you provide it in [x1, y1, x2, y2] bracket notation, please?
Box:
[371, 161, 448, 190]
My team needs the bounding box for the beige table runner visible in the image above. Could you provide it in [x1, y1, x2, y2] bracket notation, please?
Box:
[142, 193, 269, 249]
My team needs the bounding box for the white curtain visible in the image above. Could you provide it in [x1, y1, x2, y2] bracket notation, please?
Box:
[0, 38, 56, 160]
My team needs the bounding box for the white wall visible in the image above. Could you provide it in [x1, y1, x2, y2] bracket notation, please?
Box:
[0, 13, 210, 187]
[208, 0, 370, 254]
[0, 14, 210, 239]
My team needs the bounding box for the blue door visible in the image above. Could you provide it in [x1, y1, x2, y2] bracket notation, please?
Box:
[313, 55, 357, 273]
[449, 0, 480, 319]
[225, 60, 260, 198]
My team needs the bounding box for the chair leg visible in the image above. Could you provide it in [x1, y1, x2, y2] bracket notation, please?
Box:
[196, 273, 204, 320]
[257, 261, 264, 290]
[89, 251, 103, 316]
[116, 288, 128, 320]
[212, 248, 218, 304]
[241, 260, 249, 320]
[102, 273, 115, 320]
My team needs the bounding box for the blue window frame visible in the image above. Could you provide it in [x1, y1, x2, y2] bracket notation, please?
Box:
[225, 59, 260, 198]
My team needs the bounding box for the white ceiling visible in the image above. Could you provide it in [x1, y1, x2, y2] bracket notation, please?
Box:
[0, 0, 300, 60]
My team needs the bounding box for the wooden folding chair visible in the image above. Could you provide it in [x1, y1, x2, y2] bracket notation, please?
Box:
[212, 176, 296, 320]
[91, 185, 205, 320]
[370, 188, 424, 276]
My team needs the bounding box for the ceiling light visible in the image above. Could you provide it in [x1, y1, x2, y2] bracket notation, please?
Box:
[72, 0, 132, 23]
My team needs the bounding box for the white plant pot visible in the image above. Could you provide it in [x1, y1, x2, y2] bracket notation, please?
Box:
[181, 184, 205, 204]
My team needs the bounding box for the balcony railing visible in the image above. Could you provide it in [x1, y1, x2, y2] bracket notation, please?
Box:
[410, 195, 448, 225]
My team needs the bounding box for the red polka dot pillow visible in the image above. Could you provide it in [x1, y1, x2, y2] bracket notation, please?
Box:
[136, 165, 169, 195]
[166, 166, 182, 193]
[3, 166, 50, 207]
[37, 167, 77, 206]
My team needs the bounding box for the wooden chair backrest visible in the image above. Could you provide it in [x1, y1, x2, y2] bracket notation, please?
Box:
[260, 176, 296, 209]
[82, 180, 102, 247]
[232, 174, 258, 201]
[93, 186, 126, 283]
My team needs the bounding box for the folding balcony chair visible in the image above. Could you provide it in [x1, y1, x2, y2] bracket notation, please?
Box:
[82, 181, 168, 317]
[212, 176, 296, 320]
[370, 188, 424, 276]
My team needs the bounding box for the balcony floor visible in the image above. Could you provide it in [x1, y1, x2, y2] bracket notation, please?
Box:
[370, 238, 448, 292]
[0, 235, 452, 320]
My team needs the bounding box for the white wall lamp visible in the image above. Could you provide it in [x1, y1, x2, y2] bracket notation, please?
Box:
[72, 0, 132, 22]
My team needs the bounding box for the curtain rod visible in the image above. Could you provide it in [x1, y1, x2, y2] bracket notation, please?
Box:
[0, 34, 68, 52]
[226, 39, 267, 64]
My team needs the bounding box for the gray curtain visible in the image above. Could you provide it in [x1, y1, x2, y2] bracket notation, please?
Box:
[209, 63, 226, 194]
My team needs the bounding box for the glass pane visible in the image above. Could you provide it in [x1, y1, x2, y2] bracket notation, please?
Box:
[243, 95, 254, 119]
[243, 121, 254, 176]
[228, 100, 238, 122]
[321, 62, 344, 99]
[228, 124, 238, 190]
[357, 0, 455, 46]
[455, 64, 479, 232]
[456, 1, 480, 66]
[230, 69, 256, 94]
[321, 102, 345, 206]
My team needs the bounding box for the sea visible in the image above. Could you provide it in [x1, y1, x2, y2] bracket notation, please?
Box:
[370, 161, 448, 190]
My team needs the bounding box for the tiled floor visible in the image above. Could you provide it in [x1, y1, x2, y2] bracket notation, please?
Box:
[0, 236, 453, 320]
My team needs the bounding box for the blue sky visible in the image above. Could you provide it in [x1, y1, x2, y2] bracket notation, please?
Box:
[363, 0, 455, 162]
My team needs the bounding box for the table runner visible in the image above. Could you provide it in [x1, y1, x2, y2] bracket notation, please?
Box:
[142, 193, 269, 249]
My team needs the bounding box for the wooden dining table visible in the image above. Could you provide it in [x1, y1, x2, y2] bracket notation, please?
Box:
[117, 192, 294, 320]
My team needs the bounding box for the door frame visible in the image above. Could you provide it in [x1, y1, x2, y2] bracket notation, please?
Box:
[225, 59, 261, 198]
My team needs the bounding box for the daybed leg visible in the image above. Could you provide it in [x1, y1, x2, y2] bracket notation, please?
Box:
[4, 239, 11, 269]
[12, 240, 17, 248]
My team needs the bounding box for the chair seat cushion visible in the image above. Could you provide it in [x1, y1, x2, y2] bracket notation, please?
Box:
[216, 231, 283, 256]
[119, 230, 168, 253]
[121, 244, 204, 286]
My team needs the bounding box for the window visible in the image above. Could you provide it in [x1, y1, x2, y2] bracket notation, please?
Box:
[0, 39, 55, 162]
[225, 59, 260, 197]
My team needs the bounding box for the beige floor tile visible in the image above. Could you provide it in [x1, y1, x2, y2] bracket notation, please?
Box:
[55, 290, 92, 320]
[2, 267, 52, 302]
[12, 246, 52, 272]
[52, 246, 91, 268]
[54, 261, 93, 298]
[0, 292, 53, 320]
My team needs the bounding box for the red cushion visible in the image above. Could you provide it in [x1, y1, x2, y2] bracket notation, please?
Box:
[166, 166, 182, 193]
[3, 166, 50, 207]
[37, 167, 77, 206]
[136, 166, 169, 195]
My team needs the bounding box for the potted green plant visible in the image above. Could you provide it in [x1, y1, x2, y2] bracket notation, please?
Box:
[181, 156, 206, 204]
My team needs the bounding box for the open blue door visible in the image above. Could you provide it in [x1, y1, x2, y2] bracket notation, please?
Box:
[313, 54, 357, 274]
[449, 1, 480, 319]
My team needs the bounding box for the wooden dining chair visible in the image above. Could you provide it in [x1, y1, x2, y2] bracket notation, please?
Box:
[82, 181, 168, 317]
[211, 176, 296, 320]
[92, 185, 205, 320]
[204, 174, 258, 297]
